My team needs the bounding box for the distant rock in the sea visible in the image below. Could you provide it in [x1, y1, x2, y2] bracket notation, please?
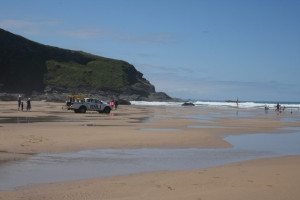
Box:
[181, 102, 195, 106]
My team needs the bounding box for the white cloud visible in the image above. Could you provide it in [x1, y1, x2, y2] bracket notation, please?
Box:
[114, 32, 177, 45]
[0, 19, 61, 35]
[145, 71, 299, 101]
[0, 19, 178, 45]
[59, 27, 177, 45]
[60, 29, 110, 39]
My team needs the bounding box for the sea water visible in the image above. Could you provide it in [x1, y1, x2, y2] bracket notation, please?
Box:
[131, 100, 300, 123]
[130, 100, 300, 109]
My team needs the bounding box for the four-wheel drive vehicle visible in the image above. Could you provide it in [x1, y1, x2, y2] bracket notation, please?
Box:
[68, 98, 112, 114]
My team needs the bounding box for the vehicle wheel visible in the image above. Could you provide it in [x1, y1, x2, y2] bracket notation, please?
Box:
[103, 107, 111, 114]
[79, 106, 87, 113]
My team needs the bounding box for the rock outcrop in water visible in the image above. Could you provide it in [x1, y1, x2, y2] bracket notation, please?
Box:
[181, 102, 195, 106]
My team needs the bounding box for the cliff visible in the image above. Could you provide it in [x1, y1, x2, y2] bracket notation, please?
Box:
[0, 28, 171, 101]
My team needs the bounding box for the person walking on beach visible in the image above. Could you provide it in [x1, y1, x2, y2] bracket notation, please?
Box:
[21, 102, 24, 111]
[264, 105, 269, 114]
[26, 98, 31, 111]
[17, 95, 22, 110]
[276, 103, 280, 112]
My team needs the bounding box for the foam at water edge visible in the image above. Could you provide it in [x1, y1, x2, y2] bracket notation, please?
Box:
[130, 101, 300, 109]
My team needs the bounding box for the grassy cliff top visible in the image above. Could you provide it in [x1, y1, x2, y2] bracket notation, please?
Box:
[0, 28, 145, 93]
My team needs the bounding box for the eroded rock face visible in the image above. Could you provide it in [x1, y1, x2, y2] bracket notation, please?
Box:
[0, 28, 172, 101]
[146, 92, 172, 101]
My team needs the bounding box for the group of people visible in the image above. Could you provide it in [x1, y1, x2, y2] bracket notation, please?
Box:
[275, 103, 286, 113]
[17, 95, 31, 111]
[264, 103, 291, 114]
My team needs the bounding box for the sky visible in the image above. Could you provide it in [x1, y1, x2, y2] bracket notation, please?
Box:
[0, 0, 299, 102]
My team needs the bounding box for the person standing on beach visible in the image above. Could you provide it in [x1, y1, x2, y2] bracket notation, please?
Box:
[276, 103, 280, 112]
[21, 102, 24, 111]
[26, 98, 31, 111]
[17, 95, 22, 110]
[110, 99, 115, 110]
[114, 100, 118, 110]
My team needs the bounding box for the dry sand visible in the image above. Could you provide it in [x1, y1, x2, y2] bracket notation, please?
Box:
[0, 100, 299, 199]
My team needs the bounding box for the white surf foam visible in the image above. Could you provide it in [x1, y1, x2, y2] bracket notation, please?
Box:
[130, 100, 300, 109]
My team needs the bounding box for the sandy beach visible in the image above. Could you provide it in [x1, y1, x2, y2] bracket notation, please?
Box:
[0, 100, 300, 199]
[2, 0, 300, 198]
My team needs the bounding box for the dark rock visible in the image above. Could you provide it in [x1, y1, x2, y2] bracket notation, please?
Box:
[145, 92, 172, 101]
[182, 102, 195, 106]
[0, 93, 19, 101]
[117, 99, 131, 105]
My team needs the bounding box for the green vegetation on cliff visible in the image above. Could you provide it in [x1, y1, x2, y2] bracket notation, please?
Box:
[45, 59, 133, 91]
[0, 28, 146, 93]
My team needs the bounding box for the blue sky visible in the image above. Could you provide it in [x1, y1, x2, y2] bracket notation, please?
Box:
[1, 0, 299, 101]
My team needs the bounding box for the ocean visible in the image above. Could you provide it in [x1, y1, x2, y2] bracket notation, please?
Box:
[130, 100, 300, 109]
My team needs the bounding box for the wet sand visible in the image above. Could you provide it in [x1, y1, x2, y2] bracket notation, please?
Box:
[1, 156, 300, 200]
[0, 101, 300, 199]
[1, 101, 298, 162]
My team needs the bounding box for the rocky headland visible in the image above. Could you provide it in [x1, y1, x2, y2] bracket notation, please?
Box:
[0, 28, 172, 102]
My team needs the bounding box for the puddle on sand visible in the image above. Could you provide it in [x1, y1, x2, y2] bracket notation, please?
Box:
[82, 124, 128, 127]
[140, 128, 179, 132]
[280, 116, 300, 123]
[128, 117, 151, 123]
[0, 116, 63, 123]
[0, 129, 300, 191]
[183, 110, 263, 122]
[187, 125, 224, 129]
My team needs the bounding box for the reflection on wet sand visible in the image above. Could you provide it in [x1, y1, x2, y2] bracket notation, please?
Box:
[0, 129, 300, 191]
[0, 116, 63, 123]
